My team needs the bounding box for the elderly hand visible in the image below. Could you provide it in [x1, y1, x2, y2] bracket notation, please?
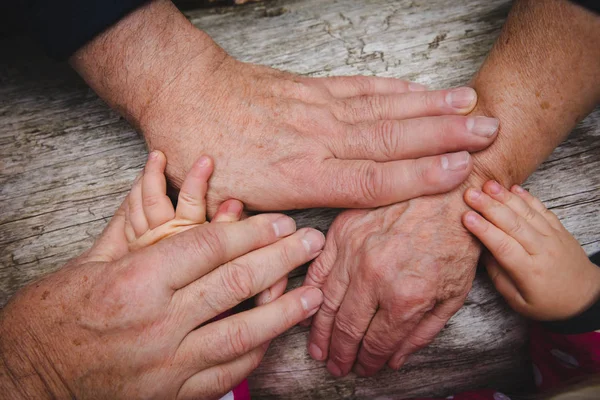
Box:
[142, 54, 499, 213]
[303, 189, 481, 377]
[0, 200, 325, 399]
[71, 0, 500, 214]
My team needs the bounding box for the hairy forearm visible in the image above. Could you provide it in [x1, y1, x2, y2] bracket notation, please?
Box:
[69, 0, 226, 127]
[468, 0, 600, 187]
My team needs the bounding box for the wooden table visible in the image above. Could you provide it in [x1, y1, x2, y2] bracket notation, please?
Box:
[1, 0, 598, 398]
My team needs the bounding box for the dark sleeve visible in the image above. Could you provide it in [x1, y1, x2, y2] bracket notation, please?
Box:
[25, 0, 151, 60]
[541, 252, 600, 335]
[570, 0, 600, 14]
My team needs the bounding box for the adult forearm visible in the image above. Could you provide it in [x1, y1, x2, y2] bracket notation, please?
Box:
[0, 310, 56, 399]
[469, 0, 600, 187]
[69, 0, 226, 127]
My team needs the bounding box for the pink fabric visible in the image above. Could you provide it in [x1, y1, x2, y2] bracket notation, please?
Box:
[412, 323, 600, 400]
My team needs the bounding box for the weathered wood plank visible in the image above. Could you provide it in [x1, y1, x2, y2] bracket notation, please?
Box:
[0, 0, 598, 398]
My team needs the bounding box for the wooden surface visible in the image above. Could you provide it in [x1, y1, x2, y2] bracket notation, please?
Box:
[1, 0, 599, 398]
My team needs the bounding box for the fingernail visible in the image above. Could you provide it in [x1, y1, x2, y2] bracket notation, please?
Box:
[327, 360, 343, 377]
[355, 364, 367, 376]
[512, 185, 526, 194]
[148, 151, 159, 160]
[408, 82, 428, 92]
[466, 116, 499, 137]
[309, 343, 324, 360]
[391, 356, 406, 370]
[488, 180, 502, 195]
[441, 151, 470, 171]
[197, 156, 210, 168]
[465, 212, 479, 226]
[446, 87, 476, 109]
[272, 216, 296, 237]
[301, 229, 325, 254]
[256, 289, 271, 305]
[468, 189, 482, 201]
[300, 288, 323, 312]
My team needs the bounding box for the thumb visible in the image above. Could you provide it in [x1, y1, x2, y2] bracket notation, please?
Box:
[86, 197, 130, 262]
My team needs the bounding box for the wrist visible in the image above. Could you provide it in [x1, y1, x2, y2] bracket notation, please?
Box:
[69, 0, 227, 127]
[0, 300, 68, 398]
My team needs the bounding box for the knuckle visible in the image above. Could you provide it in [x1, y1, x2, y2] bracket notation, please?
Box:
[193, 227, 226, 261]
[320, 294, 341, 319]
[178, 190, 202, 207]
[366, 95, 385, 119]
[214, 365, 236, 394]
[221, 260, 255, 301]
[226, 319, 252, 357]
[142, 194, 162, 209]
[495, 238, 513, 257]
[362, 336, 392, 358]
[412, 158, 434, 186]
[377, 120, 401, 158]
[357, 161, 384, 202]
[334, 315, 364, 342]
[391, 280, 435, 311]
[307, 259, 331, 286]
[523, 206, 537, 222]
[508, 216, 524, 236]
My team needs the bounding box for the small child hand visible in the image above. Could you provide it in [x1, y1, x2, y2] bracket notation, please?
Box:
[462, 180, 600, 321]
[124, 151, 244, 251]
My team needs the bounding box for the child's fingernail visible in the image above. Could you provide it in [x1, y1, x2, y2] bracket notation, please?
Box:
[513, 185, 525, 194]
[465, 212, 479, 226]
[197, 156, 210, 168]
[149, 151, 159, 160]
[489, 181, 502, 195]
[468, 189, 482, 200]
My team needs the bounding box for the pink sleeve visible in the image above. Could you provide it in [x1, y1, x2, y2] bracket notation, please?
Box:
[219, 379, 250, 400]
[411, 389, 510, 400]
[530, 322, 600, 392]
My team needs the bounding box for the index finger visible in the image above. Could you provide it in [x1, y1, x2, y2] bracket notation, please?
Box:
[139, 213, 297, 289]
[176, 287, 323, 370]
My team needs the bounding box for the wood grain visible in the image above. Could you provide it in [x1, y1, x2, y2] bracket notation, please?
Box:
[1, 0, 598, 398]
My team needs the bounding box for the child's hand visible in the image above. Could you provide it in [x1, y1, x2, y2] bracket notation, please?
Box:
[462, 180, 600, 321]
[124, 151, 244, 251]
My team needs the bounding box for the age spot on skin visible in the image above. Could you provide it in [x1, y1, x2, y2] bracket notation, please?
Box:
[540, 101, 550, 110]
[41, 290, 50, 300]
[73, 339, 82, 346]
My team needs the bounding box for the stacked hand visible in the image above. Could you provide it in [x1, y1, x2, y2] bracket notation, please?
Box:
[0, 153, 325, 399]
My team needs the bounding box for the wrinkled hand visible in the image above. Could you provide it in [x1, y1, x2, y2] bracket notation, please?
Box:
[141, 52, 499, 213]
[303, 191, 481, 377]
[0, 202, 325, 399]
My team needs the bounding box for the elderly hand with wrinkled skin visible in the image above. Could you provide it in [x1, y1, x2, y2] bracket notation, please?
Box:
[72, 0, 500, 215]
[303, 188, 481, 378]
[0, 166, 326, 400]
